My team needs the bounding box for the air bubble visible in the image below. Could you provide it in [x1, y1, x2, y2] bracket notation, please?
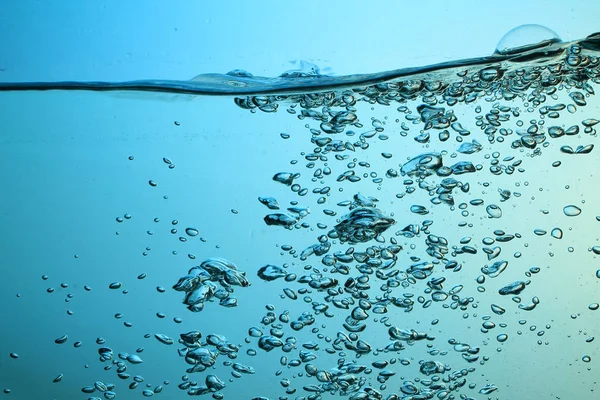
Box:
[496, 333, 508, 343]
[495, 24, 561, 55]
[563, 205, 582, 217]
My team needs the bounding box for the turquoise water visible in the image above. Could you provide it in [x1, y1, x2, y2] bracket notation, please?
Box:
[1, 27, 600, 399]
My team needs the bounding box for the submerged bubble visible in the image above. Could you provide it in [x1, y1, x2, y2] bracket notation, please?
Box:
[258, 197, 280, 210]
[486, 204, 502, 219]
[563, 205, 582, 217]
[257, 265, 288, 282]
[551, 228, 563, 239]
[154, 334, 174, 345]
[185, 228, 199, 237]
[481, 260, 508, 278]
[479, 384, 499, 395]
[495, 24, 562, 54]
[332, 207, 395, 244]
[54, 335, 68, 344]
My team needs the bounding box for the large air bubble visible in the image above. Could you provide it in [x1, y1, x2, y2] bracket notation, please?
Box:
[495, 24, 562, 55]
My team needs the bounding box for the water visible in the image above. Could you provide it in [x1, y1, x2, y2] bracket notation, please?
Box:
[1, 26, 600, 399]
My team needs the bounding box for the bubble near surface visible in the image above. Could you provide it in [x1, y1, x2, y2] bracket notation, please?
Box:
[495, 24, 562, 54]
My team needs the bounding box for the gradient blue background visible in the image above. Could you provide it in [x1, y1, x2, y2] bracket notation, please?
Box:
[1, 1, 599, 400]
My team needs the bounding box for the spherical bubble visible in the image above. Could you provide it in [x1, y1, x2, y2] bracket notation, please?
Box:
[495, 24, 561, 54]
[496, 333, 508, 343]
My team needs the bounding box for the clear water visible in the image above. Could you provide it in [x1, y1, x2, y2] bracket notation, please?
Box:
[1, 28, 600, 400]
